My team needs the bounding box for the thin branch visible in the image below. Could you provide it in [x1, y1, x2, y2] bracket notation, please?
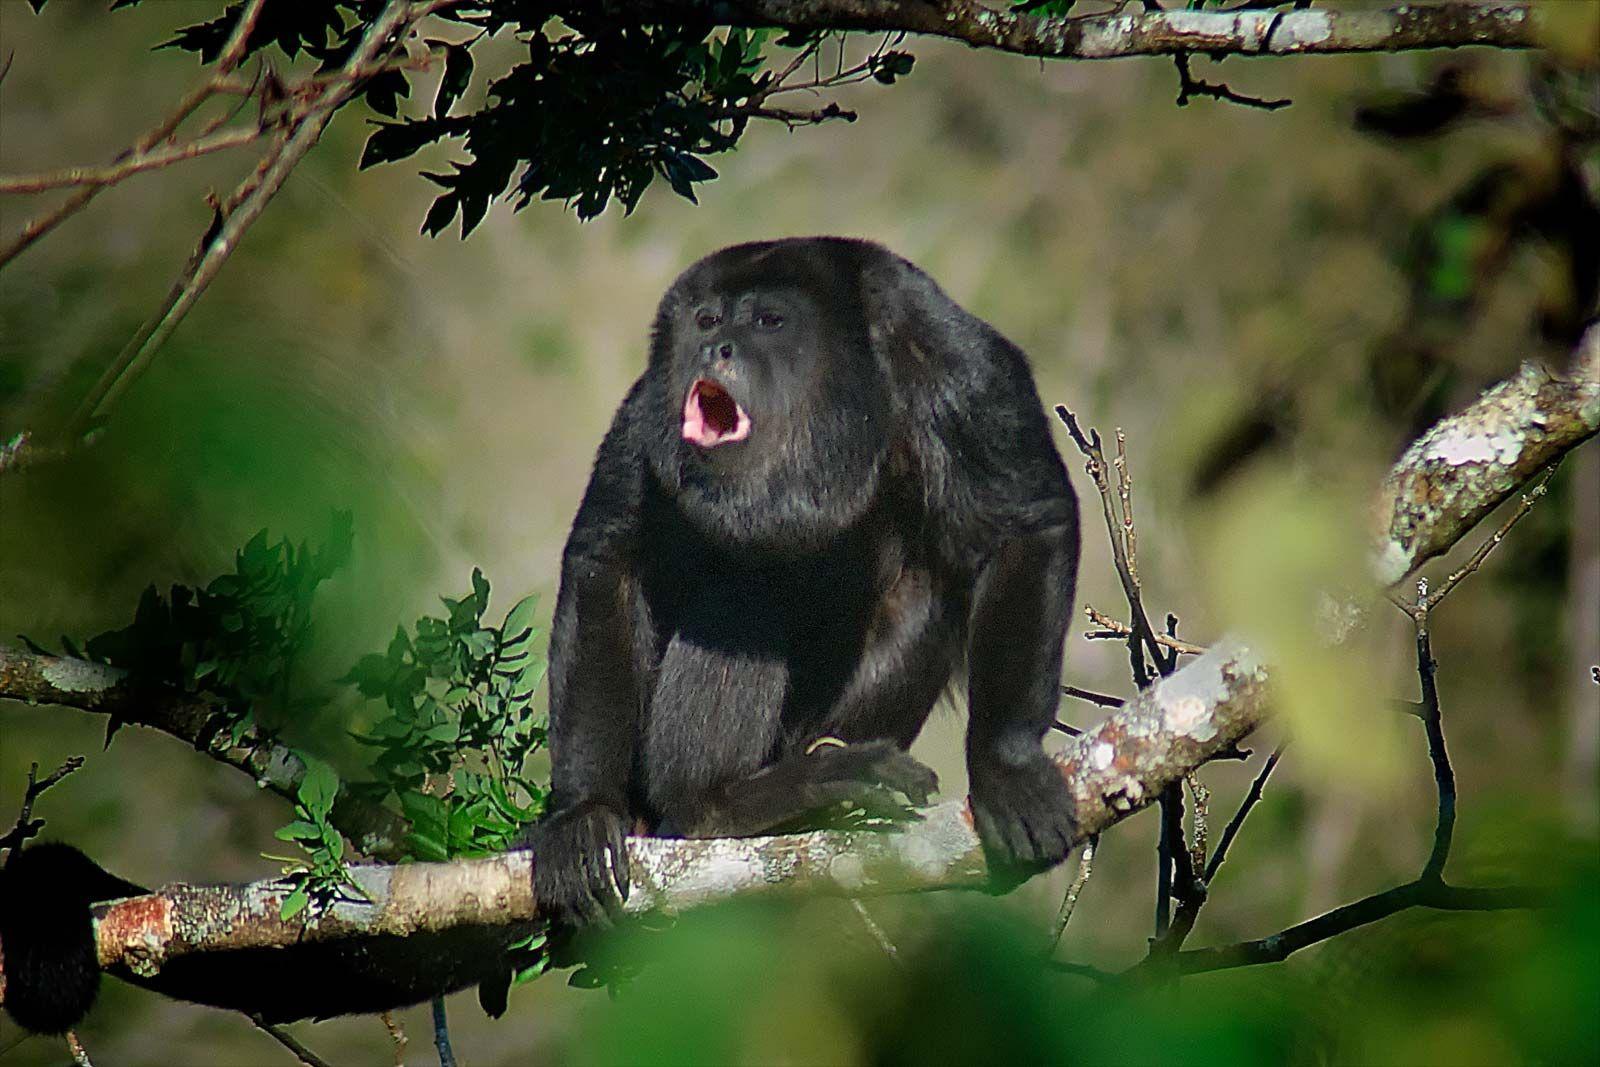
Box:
[1084, 605, 1208, 656]
[1172, 52, 1291, 110]
[0, 127, 267, 194]
[0, 0, 268, 267]
[1410, 605, 1456, 884]
[1422, 465, 1558, 611]
[1204, 743, 1286, 883]
[1173, 879, 1547, 974]
[65, 1031, 93, 1067]
[250, 1017, 335, 1067]
[1048, 835, 1097, 952]
[431, 997, 457, 1067]
[1055, 408, 1165, 682]
[1061, 683, 1124, 708]
[66, 0, 444, 436]
[381, 1012, 409, 1067]
[1113, 427, 1140, 588]
[0, 756, 86, 858]
[851, 899, 902, 964]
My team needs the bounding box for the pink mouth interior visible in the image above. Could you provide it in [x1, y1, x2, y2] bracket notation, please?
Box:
[682, 379, 751, 448]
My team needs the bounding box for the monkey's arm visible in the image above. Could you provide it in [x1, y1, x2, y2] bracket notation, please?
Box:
[965, 525, 1080, 871]
[525, 387, 649, 925]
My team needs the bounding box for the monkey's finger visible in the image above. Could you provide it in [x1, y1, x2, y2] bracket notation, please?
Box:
[607, 825, 630, 903]
[582, 841, 620, 913]
[860, 752, 938, 806]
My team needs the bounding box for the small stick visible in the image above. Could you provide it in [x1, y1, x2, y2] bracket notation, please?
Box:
[1084, 606, 1207, 656]
[851, 899, 902, 965]
[1049, 837, 1098, 952]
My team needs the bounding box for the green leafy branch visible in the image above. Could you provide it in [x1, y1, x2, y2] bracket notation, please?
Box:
[341, 569, 549, 861]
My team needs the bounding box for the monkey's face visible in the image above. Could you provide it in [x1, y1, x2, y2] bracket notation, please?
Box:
[645, 240, 893, 551]
[673, 286, 819, 458]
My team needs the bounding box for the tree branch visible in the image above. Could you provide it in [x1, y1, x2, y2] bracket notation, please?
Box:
[0, 639, 1270, 1021]
[1372, 326, 1600, 586]
[619, 2, 1540, 61]
[0, 647, 410, 861]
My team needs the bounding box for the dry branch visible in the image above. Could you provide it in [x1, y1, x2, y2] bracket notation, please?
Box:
[623, 1, 1539, 60]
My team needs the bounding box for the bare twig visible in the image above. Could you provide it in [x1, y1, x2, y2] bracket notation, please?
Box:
[432, 997, 457, 1067]
[1185, 772, 1210, 878]
[0, 756, 86, 858]
[1055, 407, 1165, 683]
[0, 126, 268, 195]
[382, 1012, 408, 1067]
[1173, 880, 1546, 974]
[1204, 743, 1287, 883]
[1113, 427, 1140, 587]
[1084, 605, 1208, 656]
[66, 0, 447, 437]
[1048, 835, 1097, 952]
[1173, 52, 1291, 110]
[851, 899, 901, 964]
[1423, 465, 1557, 612]
[0, 0, 268, 267]
[251, 1018, 335, 1067]
[1061, 683, 1124, 708]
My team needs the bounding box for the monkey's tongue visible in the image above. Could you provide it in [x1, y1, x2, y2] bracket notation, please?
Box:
[683, 379, 751, 447]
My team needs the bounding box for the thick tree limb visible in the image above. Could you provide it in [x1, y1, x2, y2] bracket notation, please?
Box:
[621, 2, 1539, 60]
[0, 648, 409, 861]
[1371, 326, 1600, 586]
[28, 639, 1262, 1020]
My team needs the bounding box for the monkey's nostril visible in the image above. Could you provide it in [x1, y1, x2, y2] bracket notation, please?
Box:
[717, 343, 734, 360]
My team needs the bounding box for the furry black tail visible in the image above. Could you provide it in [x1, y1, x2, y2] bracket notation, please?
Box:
[0, 843, 146, 1034]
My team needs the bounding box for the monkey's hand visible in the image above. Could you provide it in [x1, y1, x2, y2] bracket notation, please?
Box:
[526, 800, 629, 927]
[968, 749, 1078, 891]
[701, 739, 939, 837]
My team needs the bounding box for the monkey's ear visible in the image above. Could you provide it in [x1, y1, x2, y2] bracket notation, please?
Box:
[0, 843, 146, 1034]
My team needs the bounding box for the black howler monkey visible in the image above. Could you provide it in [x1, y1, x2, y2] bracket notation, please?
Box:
[527, 237, 1081, 924]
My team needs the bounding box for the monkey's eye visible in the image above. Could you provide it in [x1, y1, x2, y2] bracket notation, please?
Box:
[694, 310, 721, 330]
[754, 310, 784, 330]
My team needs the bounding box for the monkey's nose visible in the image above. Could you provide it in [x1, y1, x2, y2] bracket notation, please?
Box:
[702, 341, 735, 362]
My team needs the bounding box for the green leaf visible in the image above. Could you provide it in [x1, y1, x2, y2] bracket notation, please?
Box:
[280, 886, 310, 921]
[275, 820, 321, 841]
[502, 593, 540, 647]
[297, 758, 339, 818]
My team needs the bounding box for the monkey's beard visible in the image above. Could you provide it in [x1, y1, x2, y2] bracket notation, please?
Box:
[653, 389, 891, 556]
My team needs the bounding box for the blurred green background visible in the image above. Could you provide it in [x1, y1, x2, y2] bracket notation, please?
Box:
[1, 2, 1596, 1064]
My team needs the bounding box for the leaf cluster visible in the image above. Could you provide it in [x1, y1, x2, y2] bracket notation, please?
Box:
[341, 568, 548, 861]
[268, 757, 367, 920]
[40, 512, 354, 746]
[361, 16, 776, 231]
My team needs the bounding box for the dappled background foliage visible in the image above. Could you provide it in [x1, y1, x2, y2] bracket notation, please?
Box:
[1, 2, 1595, 1064]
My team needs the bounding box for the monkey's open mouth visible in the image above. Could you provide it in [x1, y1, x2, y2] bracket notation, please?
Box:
[683, 378, 751, 448]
